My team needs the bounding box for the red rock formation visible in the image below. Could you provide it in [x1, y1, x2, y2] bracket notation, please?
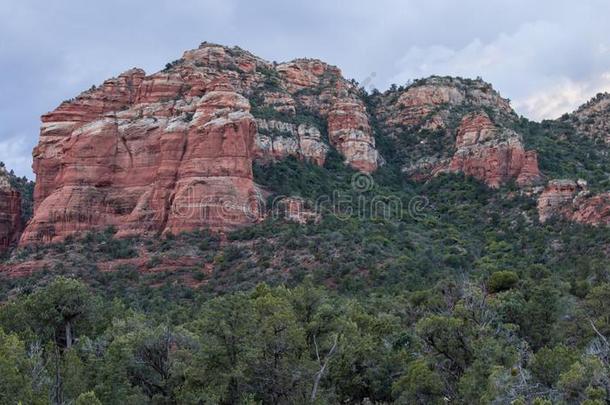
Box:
[273, 59, 379, 172]
[0, 260, 47, 278]
[22, 43, 380, 245]
[373, 77, 540, 188]
[448, 112, 542, 188]
[22, 87, 262, 244]
[454, 112, 497, 148]
[276, 60, 330, 92]
[404, 112, 542, 188]
[0, 168, 21, 251]
[570, 194, 610, 225]
[328, 101, 379, 173]
[537, 180, 582, 223]
[537, 179, 610, 225]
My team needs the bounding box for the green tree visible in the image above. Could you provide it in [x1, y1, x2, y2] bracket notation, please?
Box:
[392, 359, 445, 404]
[585, 283, 610, 335]
[488, 271, 519, 293]
[558, 357, 608, 403]
[521, 283, 560, 349]
[182, 292, 258, 404]
[250, 285, 312, 404]
[25, 277, 97, 349]
[416, 315, 472, 377]
[75, 391, 102, 405]
[327, 299, 406, 403]
[530, 345, 578, 387]
[0, 329, 46, 404]
[95, 315, 163, 404]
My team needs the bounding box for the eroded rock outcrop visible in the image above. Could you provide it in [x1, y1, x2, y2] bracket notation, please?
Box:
[537, 180, 583, 223]
[22, 88, 261, 244]
[371, 77, 540, 188]
[0, 168, 21, 251]
[403, 111, 541, 188]
[328, 101, 379, 173]
[254, 120, 329, 165]
[267, 58, 380, 171]
[537, 179, 610, 225]
[449, 112, 541, 188]
[22, 43, 380, 244]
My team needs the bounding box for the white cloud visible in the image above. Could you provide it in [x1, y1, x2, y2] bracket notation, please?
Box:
[0, 135, 33, 178]
[388, 17, 610, 120]
[3, 1, 610, 177]
[514, 74, 610, 121]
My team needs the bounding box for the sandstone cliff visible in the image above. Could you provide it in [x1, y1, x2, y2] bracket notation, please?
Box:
[403, 111, 541, 188]
[22, 43, 380, 244]
[374, 76, 514, 131]
[0, 167, 21, 251]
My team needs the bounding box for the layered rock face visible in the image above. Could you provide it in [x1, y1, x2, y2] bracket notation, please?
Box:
[22, 43, 380, 244]
[254, 119, 329, 166]
[537, 179, 610, 225]
[328, 101, 379, 172]
[448, 112, 541, 188]
[402, 111, 541, 188]
[258, 58, 379, 171]
[0, 168, 21, 251]
[23, 89, 260, 244]
[372, 77, 540, 188]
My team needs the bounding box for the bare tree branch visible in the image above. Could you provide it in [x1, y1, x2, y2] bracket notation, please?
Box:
[589, 318, 609, 347]
[310, 334, 339, 403]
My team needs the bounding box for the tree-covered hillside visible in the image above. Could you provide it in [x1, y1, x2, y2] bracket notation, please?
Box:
[1, 146, 610, 403]
[2, 66, 610, 404]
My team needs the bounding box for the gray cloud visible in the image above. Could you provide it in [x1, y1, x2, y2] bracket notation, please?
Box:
[1, 0, 609, 177]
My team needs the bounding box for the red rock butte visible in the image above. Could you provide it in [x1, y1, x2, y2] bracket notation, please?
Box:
[21, 43, 380, 245]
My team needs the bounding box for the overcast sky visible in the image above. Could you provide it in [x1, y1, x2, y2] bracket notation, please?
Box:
[2, 0, 610, 178]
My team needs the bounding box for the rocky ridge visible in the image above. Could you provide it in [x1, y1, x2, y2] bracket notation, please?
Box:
[372, 77, 541, 188]
[564, 92, 610, 142]
[402, 111, 542, 188]
[15, 46, 610, 246]
[533, 92, 610, 225]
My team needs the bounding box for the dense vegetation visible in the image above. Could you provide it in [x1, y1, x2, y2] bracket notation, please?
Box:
[2, 89, 610, 403]
[514, 118, 610, 191]
[2, 147, 610, 403]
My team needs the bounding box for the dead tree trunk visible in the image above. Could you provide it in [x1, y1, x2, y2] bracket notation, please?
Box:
[310, 334, 338, 403]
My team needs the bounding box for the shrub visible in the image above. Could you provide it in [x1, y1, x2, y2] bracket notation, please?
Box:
[488, 271, 519, 293]
[530, 345, 578, 387]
